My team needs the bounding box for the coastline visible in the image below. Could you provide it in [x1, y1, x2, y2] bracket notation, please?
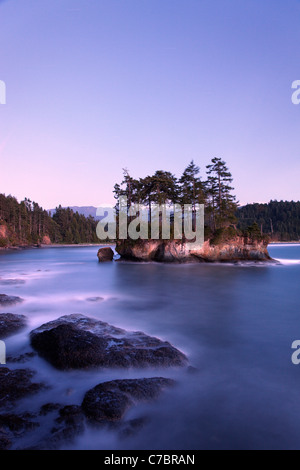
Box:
[42, 243, 114, 248]
[0, 242, 114, 252]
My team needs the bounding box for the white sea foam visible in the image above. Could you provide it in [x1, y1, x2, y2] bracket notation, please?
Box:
[270, 243, 300, 247]
[274, 258, 300, 265]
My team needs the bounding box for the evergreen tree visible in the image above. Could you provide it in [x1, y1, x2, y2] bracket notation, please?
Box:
[150, 170, 179, 206]
[206, 157, 238, 228]
[179, 160, 205, 212]
[237, 200, 300, 241]
[0, 194, 100, 246]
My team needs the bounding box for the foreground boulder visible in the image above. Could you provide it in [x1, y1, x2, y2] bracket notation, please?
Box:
[0, 294, 24, 307]
[30, 314, 187, 370]
[0, 313, 27, 338]
[97, 247, 114, 262]
[82, 377, 175, 423]
[0, 367, 45, 410]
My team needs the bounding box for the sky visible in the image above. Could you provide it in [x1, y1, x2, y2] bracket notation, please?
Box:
[0, 0, 300, 209]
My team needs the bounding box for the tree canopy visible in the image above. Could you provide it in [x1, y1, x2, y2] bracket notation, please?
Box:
[113, 158, 238, 232]
[237, 200, 300, 241]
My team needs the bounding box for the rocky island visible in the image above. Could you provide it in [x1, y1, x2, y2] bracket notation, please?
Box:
[115, 234, 271, 263]
[107, 160, 272, 263]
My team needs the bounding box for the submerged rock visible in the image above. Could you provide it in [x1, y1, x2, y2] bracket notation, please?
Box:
[0, 313, 27, 338]
[0, 279, 25, 286]
[97, 247, 114, 262]
[0, 413, 39, 435]
[0, 294, 24, 307]
[0, 412, 40, 450]
[7, 352, 36, 364]
[39, 403, 62, 416]
[118, 416, 149, 439]
[26, 405, 86, 450]
[0, 428, 11, 450]
[0, 367, 45, 410]
[86, 297, 104, 302]
[30, 314, 187, 370]
[49, 405, 85, 445]
[82, 377, 175, 423]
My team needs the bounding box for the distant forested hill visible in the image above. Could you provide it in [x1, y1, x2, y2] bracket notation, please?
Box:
[0, 194, 99, 247]
[49, 206, 100, 219]
[237, 201, 300, 241]
[1, 192, 299, 247]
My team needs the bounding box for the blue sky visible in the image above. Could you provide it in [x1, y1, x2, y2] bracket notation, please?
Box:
[0, 0, 300, 209]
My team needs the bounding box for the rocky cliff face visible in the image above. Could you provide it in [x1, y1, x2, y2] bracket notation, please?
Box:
[116, 237, 272, 263]
[0, 222, 52, 249]
[0, 225, 8, 239]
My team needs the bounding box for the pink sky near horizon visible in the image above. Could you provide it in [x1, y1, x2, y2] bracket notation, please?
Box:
[1, 0, 300, 210]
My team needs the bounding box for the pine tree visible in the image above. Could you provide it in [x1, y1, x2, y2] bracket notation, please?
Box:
[179, 160, 205, 210]
[206, 157, 238, 229]
[150, 171, 178, 206]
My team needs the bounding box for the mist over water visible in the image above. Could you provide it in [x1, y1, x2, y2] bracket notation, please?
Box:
[0, 244, 300, 449]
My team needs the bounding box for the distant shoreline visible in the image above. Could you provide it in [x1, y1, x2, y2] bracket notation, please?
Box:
[42, 243, 115, 248]
[0, 242, 115, 252]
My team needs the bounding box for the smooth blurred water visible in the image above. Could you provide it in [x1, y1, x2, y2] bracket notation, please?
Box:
[0, 244, 300, 449]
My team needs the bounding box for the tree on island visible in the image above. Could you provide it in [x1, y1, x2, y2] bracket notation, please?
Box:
[113, 168, 143, 213]
[205, 157, 238, 230]
[147, 171, 179, 206]
[179, 160, 205, 221]
[113, 157, 239, 241]
[113, 169, 178, 223]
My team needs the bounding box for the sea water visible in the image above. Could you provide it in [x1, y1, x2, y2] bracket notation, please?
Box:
[0, 244, 300, 450]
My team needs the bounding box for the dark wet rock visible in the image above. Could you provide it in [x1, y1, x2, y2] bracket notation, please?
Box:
[86, 296, 104, 302]
[30, 314, 187, 370]
[82, 377, 175, 424]
[187, 366, 199, 374]
[51, 405, 85, 439]
[0, 279, 25, 286]
[0, 413, 38, 433]
[7, 352, 37, 364]
[0, 428, 11, 450]
[0, 313, 27, 338]
[0, 412, 39, 450]
[34, 405, 86, 449]
[97, 247, 114, 262]
[39, 403, 62, 416]
[118, 416, 149, 439]
[0, 294, 24, 307]
[0, 367, 45, 410]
